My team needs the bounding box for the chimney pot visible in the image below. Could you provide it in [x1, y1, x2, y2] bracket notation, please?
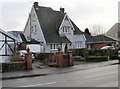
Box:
[60, 7, 65, 13]
[34, 2, 38, 7]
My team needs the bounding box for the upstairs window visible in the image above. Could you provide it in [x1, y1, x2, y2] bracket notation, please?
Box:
[34, 25, 37, 34]
[62, 26, 70, 33]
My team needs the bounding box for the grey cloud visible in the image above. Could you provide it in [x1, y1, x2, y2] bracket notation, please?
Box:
[1, 2, 31, 30]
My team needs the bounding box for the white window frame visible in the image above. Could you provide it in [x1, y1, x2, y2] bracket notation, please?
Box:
[50, 43, 59, 50]
[62, 26, 70, 33]
[75, 41, 82, 48]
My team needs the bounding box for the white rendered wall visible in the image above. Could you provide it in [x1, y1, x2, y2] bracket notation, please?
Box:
[24, 7, 46, 44]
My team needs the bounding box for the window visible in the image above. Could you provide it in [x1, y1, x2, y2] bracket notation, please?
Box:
[50, 44, 52, 49]
[34, 25, 37, 34]
[62, 26, 70, 33]
[50, 44, 58, 49]
[75, 41, 82, 48]
[63, 27, 65, 32]
[33, 13, 36, 22]
[31, 26, 34, 32]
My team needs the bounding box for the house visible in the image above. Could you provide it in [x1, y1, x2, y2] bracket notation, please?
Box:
[23, 2, 86, 53]
[8, 31, 23, 43]
[0, 29, 18, 62]
[105, 23, 120, 48]
[84, 28, 117, 49]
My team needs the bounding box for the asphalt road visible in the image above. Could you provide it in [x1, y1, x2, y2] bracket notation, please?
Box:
[2, 65, 118, 87]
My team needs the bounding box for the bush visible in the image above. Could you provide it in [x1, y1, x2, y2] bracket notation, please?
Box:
[35, 53, 41, 60]
[10, 53, 21, 62]
[88, 50, 104, 56]
[87, 56, 108, 62]
[42, 58, 49, 65]
[69, 48, 86, 57]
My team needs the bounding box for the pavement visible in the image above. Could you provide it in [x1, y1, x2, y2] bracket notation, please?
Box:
[1, 60, 119, 80]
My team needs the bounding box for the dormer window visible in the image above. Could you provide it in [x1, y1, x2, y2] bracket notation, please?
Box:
[62, 26, 70, 33]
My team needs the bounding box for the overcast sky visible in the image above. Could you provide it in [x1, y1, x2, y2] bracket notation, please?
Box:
[0, 0, 119, 32]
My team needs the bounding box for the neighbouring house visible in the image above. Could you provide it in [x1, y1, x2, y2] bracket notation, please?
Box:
[8, 31, 23, 43]
[23, 2, 86, 53]
[84, 28, 117, 50]
[0, 29, 18, 62]
[105, 23, 120, 48]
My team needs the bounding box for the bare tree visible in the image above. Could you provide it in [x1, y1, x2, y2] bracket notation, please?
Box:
[89, 24, 106, 36]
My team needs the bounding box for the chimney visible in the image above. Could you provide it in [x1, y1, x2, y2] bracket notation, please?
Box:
[60, 7, 65, 13]
[34, 2, 38, 7]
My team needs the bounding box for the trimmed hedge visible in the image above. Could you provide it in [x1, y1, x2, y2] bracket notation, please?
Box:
[70, 48, 118, 59]
[87, 56, 108, 62]
[69, 48, 87, 57]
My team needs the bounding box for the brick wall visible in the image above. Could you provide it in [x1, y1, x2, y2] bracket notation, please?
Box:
[49, 52, 73, 67]
[2, 53, 33, 72]
[87, 42, 116, 49]
[2, 62, 26, 72]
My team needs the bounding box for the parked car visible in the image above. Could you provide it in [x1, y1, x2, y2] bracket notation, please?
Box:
[18, 50, 35, 62]
[100, 46, 115, 50]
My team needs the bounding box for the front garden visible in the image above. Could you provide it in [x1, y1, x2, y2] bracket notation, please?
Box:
[69, 48, 118, 63]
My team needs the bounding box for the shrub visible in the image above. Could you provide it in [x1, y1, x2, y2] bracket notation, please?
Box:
[10, 53, 21, 62]
[87, 56, 108, 62]
[42, 58, 49, 65]
[35, 53, 41, 60]
[69, 48, 86, 57]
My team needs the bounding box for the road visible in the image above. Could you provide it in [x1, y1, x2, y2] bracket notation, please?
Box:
[2, 65, 118, 87]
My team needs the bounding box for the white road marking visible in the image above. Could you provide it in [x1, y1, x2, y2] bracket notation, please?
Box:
[85, 72, 118, 79]
[21, 82, 56, 87]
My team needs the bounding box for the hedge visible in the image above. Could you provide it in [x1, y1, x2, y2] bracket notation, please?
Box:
[87, 56, 108, 62]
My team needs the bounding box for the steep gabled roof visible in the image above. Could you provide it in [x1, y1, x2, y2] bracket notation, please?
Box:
[34, 4, 82, 43]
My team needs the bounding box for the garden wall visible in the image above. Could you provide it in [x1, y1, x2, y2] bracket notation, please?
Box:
[2, 62, 26, 72]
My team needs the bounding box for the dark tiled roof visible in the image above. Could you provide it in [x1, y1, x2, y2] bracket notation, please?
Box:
[84, 33, 93, 43]
[34, 5, 82, 43]
[93, 35, 117, 42]
[84, 32, 117, 43]
[70, 20, 83, 35]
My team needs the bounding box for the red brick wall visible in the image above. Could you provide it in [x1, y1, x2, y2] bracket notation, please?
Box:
[2, 62, 26, 72]
[49, 52, 73, 67]
[86, 42, 116, 49]
[25, 53, 32, 70]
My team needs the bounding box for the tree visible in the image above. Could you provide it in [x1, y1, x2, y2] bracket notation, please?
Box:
[89, 24, 106, 36]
